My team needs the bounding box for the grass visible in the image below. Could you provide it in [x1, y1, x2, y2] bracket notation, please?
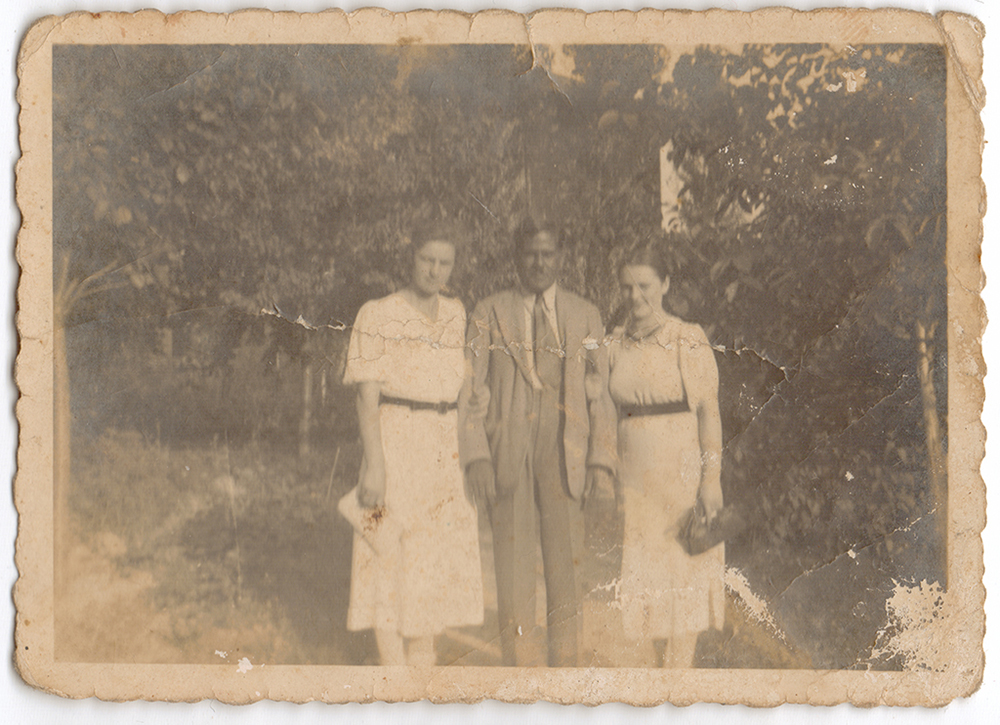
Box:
[63, 426, 855, 668]
[63, 429, 372, 664]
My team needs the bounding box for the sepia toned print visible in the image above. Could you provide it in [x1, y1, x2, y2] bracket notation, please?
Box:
[14, 9, 984, 705]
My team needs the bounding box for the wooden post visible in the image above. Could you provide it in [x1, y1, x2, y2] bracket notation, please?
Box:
[916, 321, 946, 566]
[299, 360, 313, 457]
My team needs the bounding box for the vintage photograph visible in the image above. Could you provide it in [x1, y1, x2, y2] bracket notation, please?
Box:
[14, 9, 985, 705]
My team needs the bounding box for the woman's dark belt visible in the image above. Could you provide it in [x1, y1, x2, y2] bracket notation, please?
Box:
[619, 400, 690, 418]
[379, 393, 458, 414]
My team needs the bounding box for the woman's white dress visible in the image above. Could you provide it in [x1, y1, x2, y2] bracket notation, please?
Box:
[608, 317, 726, 642]
[343, 293, 484, 637]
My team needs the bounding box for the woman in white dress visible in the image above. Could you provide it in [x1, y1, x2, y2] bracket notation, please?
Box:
[609, 246, 726, 668]
[342, 222, 484, 666]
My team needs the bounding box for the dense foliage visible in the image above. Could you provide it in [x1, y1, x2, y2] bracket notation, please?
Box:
[54, 42, 947, 667]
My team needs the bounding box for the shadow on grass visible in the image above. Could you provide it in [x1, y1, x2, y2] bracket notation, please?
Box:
[177, 443, 377, 665]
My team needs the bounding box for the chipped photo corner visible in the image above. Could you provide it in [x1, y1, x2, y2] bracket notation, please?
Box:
[13, 8, 985, 706]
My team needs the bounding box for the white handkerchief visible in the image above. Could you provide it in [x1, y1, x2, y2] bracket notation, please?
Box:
[337, 486, 403, 555]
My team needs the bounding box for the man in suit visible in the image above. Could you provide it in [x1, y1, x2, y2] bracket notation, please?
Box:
[462, 219, 617, 667]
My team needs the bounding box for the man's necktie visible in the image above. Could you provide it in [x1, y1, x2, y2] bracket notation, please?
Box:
[533, 293, 547, 362]
[533, 294, 560, 385]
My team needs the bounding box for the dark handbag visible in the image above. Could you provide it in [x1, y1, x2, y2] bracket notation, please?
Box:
[676, 501, 745, 556]
[692, 625, 730, 668]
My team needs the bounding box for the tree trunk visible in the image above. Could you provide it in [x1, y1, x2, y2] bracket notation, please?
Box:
[53, 310, 71, 623]
[916, 321, 946, 571]
[299, 361, 313, 458]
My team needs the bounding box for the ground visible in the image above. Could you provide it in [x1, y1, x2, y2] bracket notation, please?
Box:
[58, 430, 810, 668]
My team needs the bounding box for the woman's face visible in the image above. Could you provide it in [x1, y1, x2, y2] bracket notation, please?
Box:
[411, 240, 456, 296]
[620, 264, 669, 321]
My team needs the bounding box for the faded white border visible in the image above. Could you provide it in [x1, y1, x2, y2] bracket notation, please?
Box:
[4, 0, 995, 720]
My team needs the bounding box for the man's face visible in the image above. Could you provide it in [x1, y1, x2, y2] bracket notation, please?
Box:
[518, 231, 561, 294]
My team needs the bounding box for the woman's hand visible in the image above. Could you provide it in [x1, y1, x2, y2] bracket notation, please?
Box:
[358, 454, 386, 508]
[582, 465, 615, 510]
[355, 381, 386, 508]
[614, 475, 625, 514]
[699, 476, 724, 520]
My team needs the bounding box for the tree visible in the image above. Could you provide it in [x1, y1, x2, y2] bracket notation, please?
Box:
[659, 46, 949, 638]
[54, 42, 949, 664]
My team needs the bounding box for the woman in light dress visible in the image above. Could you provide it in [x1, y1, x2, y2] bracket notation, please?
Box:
[609, 246, 726, 668]
[342, 222, 483, 666]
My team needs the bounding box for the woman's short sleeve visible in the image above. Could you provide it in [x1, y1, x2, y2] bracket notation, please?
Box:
[343, 301, 387, 385]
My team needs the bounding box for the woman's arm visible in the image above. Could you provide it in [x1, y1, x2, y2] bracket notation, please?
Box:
[356, 380, 386, 508]
[459, 361, 495, 508]
[459, 300, 493, 469]
[695, 396, 724, 517]
[584, 304, 618, 477]
[682, 325, 724, 517]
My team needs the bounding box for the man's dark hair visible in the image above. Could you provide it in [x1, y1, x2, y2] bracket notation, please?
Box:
[513, 217, 561, 253]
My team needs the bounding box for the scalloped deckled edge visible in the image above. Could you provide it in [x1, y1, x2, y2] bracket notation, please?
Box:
[12, 7, 986, 706]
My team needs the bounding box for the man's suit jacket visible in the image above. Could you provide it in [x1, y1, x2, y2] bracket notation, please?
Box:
[461, 286, 617, 499]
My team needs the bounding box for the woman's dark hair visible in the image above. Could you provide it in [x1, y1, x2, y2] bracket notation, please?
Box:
[623, 243, 672, 281]
[410, 219, 468, 253]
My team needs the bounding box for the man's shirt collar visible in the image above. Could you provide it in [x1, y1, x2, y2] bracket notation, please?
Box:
[522, 283, 558, 311]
